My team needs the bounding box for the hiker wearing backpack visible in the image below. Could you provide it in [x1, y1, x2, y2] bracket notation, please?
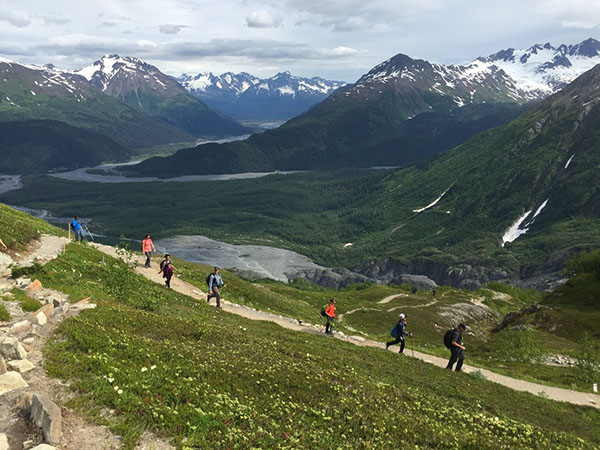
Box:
[386, 313, 412, 353]
[322, 298, 336, 335]
[445, 323, 467, 372]
[206, 266, 225, 309]
[141, 234, 156, 268]
[159, 253, 177, 289]
[71, 216, 83, 242]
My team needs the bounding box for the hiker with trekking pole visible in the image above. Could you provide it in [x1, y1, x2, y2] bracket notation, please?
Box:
[70, 216, 84, 242]
[206, 266, 226, 309]
[321, 298, 336, 335]
[386, 313, 412, 354]
[445, 323, 467, 372]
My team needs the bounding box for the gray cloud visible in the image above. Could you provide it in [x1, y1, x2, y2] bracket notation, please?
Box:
[159, 24, 187, 35]
[100, 21, 118, 28]
[0, 9, 31, 28]
[246, 11, 282, 28]
[34, 14, 71, 26]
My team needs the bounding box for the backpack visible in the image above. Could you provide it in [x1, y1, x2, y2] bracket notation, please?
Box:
[390, 323, 400, 338]
[206, 273, 213, 287]
[320, 304, 328, 317]
[443, 329, 455, 349]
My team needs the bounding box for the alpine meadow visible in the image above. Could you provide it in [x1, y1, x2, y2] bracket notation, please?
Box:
[1, 4, 600, 449]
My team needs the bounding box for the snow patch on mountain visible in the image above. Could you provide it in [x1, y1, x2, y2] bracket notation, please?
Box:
[502, 210, 533, 247]
[565, 154, 575, 169]
[413, 185, 453, 213]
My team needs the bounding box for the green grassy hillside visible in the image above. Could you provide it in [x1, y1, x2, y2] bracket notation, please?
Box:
[22, 243, 600, 449]
[0, 202, 64, 249]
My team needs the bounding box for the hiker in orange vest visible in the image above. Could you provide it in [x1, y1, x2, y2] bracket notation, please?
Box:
[324, 298, 336, 335]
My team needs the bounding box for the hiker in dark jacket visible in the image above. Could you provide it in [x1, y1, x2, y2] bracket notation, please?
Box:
[446, 323, 467, 371]
[207, 266, 225, 309]
[386, 313, 412, 353]
[158, 253, 177, 289]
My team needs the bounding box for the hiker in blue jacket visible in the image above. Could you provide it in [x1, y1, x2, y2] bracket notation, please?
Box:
[386, 313, 412, 354]
[71, 216, 84, 242]
[207, 266, 226, 309]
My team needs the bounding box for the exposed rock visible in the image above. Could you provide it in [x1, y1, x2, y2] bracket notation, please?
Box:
[29, 311, 47, 326]
[0, 252, 12, 270]
[70, 303, 97, 312]
[0, 355, 6, 375]
[10, 320, 32, 334]
[397, 274, 437, 290]
[16, 277, 32, 288]
[286, 267, 372, 289]
[36, 304, 54, 319]
[25, 279, 43, 294]
[23, 337, 35, 344]
[29, 393, 62, 444]
[0, 279, 14, 292]
[0, 433, 8, 450]
[50, 304, 70, 317]
[0, 336, 28, 360]
[31, 445, 57, 450]
[496, 304, 541, 331]
[8, 358, 35, 373]
[0, 371, 28, 396]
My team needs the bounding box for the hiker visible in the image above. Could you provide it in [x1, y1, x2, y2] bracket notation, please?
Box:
[432, 287, 437, 297]
[411, 286, 417, 295]
[159, 253, 177, 289]
[0, 237, 7, 251]
[141, 234, 156, 268]
[386, 313, 412, 353]
[71, 216, 84, 242]
[323, 298, 336, 335]
[207, 266, 226, 309]
[446, 323, 467, 372]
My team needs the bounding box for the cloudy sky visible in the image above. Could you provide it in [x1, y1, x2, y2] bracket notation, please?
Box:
[1, 0, 599, 81]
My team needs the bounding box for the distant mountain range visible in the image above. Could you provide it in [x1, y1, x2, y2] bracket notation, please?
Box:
[178, 71, 346, 120]
[129, 38, 600, 178]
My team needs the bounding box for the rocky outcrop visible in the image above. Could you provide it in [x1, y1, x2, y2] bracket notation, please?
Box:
[354, 258, 511, 290]
[495, 304, 541, 331]
[287, 268, 372, 289]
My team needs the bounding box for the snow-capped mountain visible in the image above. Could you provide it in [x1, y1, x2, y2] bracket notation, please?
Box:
[74, 54, 249, 137]
[178, 71, 346, 119]
[479, 38, 600, 95]
[76, 54, 192, 98]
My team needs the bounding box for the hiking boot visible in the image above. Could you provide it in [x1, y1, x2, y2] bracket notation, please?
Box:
[385, 343, 390, 350]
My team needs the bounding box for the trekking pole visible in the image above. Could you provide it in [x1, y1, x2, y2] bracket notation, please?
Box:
[83, 224, 95, 242]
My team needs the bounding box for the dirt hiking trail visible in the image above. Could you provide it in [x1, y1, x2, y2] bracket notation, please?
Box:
[93, 243, 600, 410]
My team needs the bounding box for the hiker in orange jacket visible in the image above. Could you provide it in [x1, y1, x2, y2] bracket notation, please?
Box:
[324, 298, 336, 335]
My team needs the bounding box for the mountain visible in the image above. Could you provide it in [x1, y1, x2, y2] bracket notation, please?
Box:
[129, 39, 600, 178]
[0, 57, 193, 149]
[178, 71, 346, 119]
[129, 51, 532, 177]
[352, 61, 600, 288]
[0, 120, 130, 174]
[479, 37, 600, 95]
[76, 55, 250, 137]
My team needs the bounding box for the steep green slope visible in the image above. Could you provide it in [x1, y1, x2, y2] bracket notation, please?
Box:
[0, 202, 64, 248]
[0, 120, 130, 173]
[23, 242, 600, 448]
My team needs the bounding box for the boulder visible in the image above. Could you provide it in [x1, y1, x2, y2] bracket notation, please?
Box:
[0, 336, 28, 360]
[0, 371, 28, 396]
[31, 445, 57, 450]
[0, 279, 14, 292]
[30, 393, 62, 444]
[0, 354, 6, 375]
[8, 359, 35, 373]
[36, 304, 54, 319]
[23, 337, 35, 344]
[25, 279, 43, 294]
[29, 311, 47, 326]
[10, 320, 33, 334]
